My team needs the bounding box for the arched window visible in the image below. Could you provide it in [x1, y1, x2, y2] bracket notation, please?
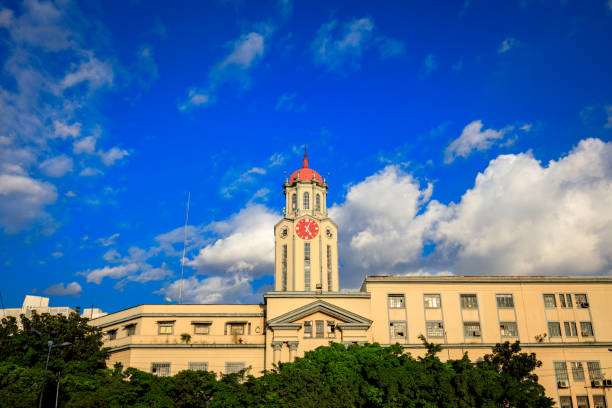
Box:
[291, 193, 297, 210]
[303, 192, 309, 209]
[315, 194, 321, 212]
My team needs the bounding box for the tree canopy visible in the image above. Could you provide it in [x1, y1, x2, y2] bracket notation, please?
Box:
[0, 312, 554, 407]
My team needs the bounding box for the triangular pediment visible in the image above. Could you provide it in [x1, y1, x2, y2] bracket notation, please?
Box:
[267, 300, 372, 330]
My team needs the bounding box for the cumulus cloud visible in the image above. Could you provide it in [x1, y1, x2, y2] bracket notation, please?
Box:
[498, 37, 519, 54]
[178, 88, 211, 111]
[444, 120, 523, 163]
[73, 135, 97, 154]
[79, 167, 103, 176]
[219, 32, 264, 70]
[84, 263, 140, 284]
[60, 55, 114, 90]
[158, 274, 254, 303]
[97, 232, 119, 247]
[312, 17, 403, 71]
[43, 281, 82, 297]
[39, 155, 73, 177]
[98, 147, 129, 166]
[52, 120, 81, 139]
[0, 173, 57, 233]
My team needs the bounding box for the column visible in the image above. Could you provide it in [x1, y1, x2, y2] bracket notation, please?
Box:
[272, 341, 283, 365]
[287, 341, 298, 361]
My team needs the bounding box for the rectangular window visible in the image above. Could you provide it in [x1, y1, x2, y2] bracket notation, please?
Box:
[158, 321, 174, 335]
[593, 395, 607, 408]
[193, 323, 210, 335]
[463, 322, 481, 338]
[326, 245, 332, 291]
[575, 294, 589, 308]
[227, 323, 244, 335]
[559, 294, 567, 308]
[496, 294, 514, 308]
[500, 322, 518, 337]
[571, 362, 585, 382]
[587, 362, 602, 380]
[559, 396, 573, 408]
[388, 294, 405, 308]
[303, 321, 312, 338]
[424, 294, 441, 309]
[566, 294, 573, 308]
[304, 242, 311, 291]
[225, 362, 245, 375]
[327, 320, 335, 338]
[107, 329, 117, 340]
[580, 322, 594, 337]
[460, 294, 478, 309]
[151, 362, 171, 377]
[548, 322, 562, 338]
[564, 321, 578, 337]
[315, 320, 324, 338]
[303, 192, 309, 209]
[390, 321, 406, 339]
[281, 244, 287, 291]
[188, 362, 208, 371]
[426, 321, 444, 338]
[544, 294, 557, 308]
[555, 361, 569, 381]
[125, 324, 136, 336]
[576, 396, 590, 408]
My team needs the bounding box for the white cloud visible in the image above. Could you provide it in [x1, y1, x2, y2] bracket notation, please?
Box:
[98, 147, 129, 166]
[84, 263, 140, 284]
[178, 88, 211, 111]
[65, 190, 76, 197]
[268, 152, 286, 167]
[43, 281, 81, 297]
[444, 120, 510, 163]
[102, 248, 121, 261]
[220, 166, 267, 198]
[52, 120, 81, 139]
[73, 135, 97, 154]
[498, 37, 519, 54]
[79, 167, 103, 176]
[188, 204, 278, 274]
[158, 274, 254, 303]
[51, 251, 63, 258]
[97, 232, 119, 247]
[39, 155, 73, 177]
[61, 56, 114, 90]
[219, 32, 264, 69]
[0, 173, 57, 233]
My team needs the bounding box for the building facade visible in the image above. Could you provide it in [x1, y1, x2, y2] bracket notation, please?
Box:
[92, 155, 612, 408]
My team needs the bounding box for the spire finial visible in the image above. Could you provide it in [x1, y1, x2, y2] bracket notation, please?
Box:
[302, 145, 308, 168]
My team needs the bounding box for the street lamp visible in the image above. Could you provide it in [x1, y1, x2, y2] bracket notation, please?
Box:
[31, 329, 71, 408]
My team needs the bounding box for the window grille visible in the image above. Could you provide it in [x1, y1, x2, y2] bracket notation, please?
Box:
[291, 193, 297, 210]
[390, 321, 406, 338]
[564, 321, 578, 337]
[496, 294, 514, 308]
[225, 362, 245, 374]
[575, 294, 588, 308]
[424, 294, 441, 308]
[193, 324, 210, 335]
[554, 361, 569, 381]
[565, 293, 573, 307]
[315, 320, 324, 338]
[543, 294, 557, 308]
[559, 294, 567, 308]
[326, 245, 332, 291]
[463, 322, 481, 337]
[228, 323, 244, 335]
[571, 362, 585, 381]
[426, 321, 444, 338]
[580, 322, 594, 337]
[303, 192, 309, 209]
[281, 244, 287, 290]
[151, 362, 171, 377]
[189, 362, 208, 371]
[576, 396, 590, 408]
[388, 294, 405, 308]
[107, 330, 117, 340]
[559, 396, 573, 408]
[315, 194, 321, 211]
[304, 243, 311, 290]
[593, 395, 607, 408]
[500, 322, 518, 337]
[587, 361, 602, 380]
[303, 321, 312, 338]
[548, 322, 562, 337]
[460, 294, 478, 309]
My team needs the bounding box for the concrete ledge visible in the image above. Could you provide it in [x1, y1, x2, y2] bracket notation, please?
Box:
[96, 313, 265, 328]
[109, 343, 266, 352]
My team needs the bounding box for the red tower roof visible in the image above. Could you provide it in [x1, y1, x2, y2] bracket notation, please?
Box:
[289, 150, 323, 184]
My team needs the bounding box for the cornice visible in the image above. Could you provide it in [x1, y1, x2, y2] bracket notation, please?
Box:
[108, 343, 266, 353]
[393, 342, 612, 349]
[95, 312, 264, 329]
[264, 291, 370, 299]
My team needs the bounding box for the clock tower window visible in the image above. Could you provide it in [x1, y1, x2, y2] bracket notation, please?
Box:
[304, 242, 311, 291]
[315, 194, 321, 212]
[281, 245, 287, 291]
[303, 192, 309, 209]
[291, 193, 297, 210]
[327, 245, 332, 291]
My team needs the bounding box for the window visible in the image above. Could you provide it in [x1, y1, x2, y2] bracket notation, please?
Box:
[303, 321, 312, 338]
[151, 362, 171, 377]
[326, 245, 332, 291]
[304, 243, 311, 291]
[587, 361, 602, 380]
[463, 322, 481, 338]
[500, 322, 518, 337]
[548, 322, 562, 338]
[291, 193, 297, 210]
[327, 320, 336, 338]
[315, 320, 324, 338]
[544, 294, 557, 308]
[303, 192, 309, 209]
[281, 244, 287, 291]
[593, 395, 607, 408]
[565, 294, 573, 308]
[315, 194, 321, 211]
[107, 329, 117, 340]
[225, 362, 245, 375]
[390, 321, 406, 339]
[559, 294, 567, 308]
[580, 322, 594, 337]
[426, 321, 444, 338]
[158, 321, 174, 335]
[189, 362, 208, 371]
[460, 294, 478, 309]
[424, 294, 441, 309]
[571, 362, 585, 381]
[125, 324, 136, 336]
[575, 293, 589, 308]
[564, 321, 578, 337]
[555, 361, 569, 381]
[559, 396, 573, 408]
[226, 323, 245, 335]
[193, 323, 210, 335]
[576, 396, 590, 408]
[496, 294, 514, 308]
[388, 294, 405, 308]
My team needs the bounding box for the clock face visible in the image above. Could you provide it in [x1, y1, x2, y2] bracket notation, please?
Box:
[295, 217, 319, 240]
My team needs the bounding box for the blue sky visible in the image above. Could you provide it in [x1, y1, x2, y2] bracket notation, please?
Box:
[1, 0, 611, 312]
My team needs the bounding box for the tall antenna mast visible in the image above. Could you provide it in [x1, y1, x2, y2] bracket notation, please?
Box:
[179, 192, 190, 304]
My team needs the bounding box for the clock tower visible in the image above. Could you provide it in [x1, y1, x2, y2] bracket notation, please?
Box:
[273, 152, 339, 292]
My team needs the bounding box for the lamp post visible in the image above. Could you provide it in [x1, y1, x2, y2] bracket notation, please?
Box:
[31, 329, 71, 408]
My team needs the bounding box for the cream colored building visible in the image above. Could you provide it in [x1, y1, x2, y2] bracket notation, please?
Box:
[92, 155, 612, 408]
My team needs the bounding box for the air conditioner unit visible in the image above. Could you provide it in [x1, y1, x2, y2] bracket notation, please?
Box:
[604, 379, 612, 387]
[581, 303, 589, 308]
[592, 380, 603, 387]
[472, 331, 481, 337]
[557, 380, 569, 388]
[581, 332, 592, 337]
